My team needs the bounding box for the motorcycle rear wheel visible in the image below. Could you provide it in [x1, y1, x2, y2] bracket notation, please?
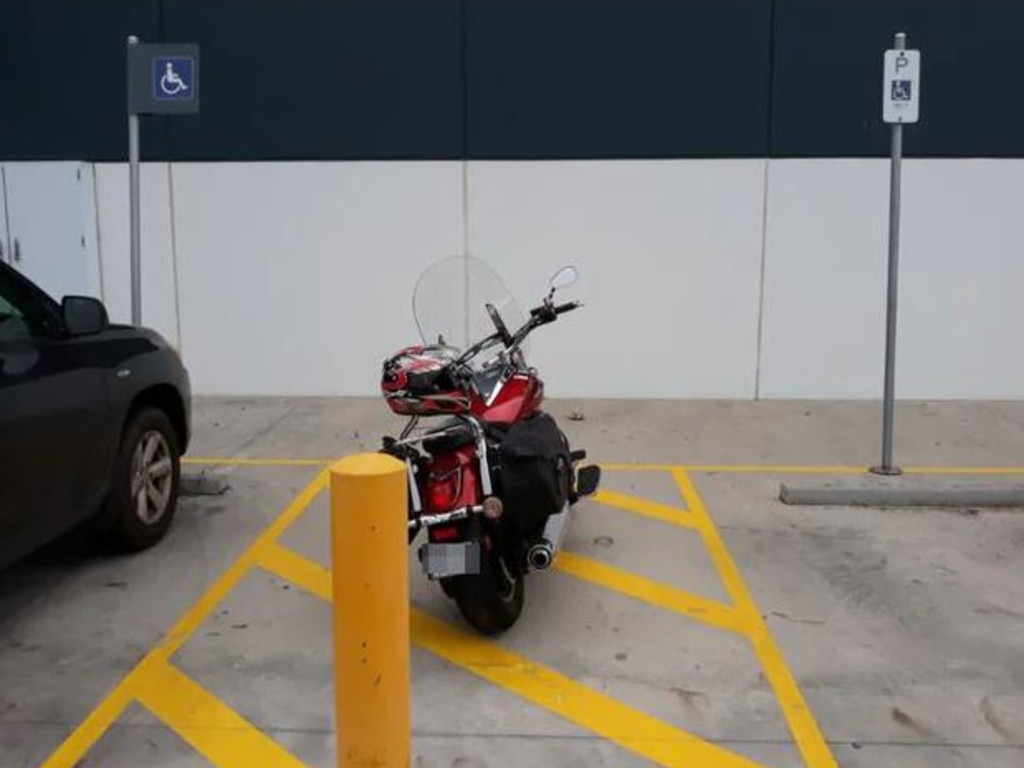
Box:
[447, 550, 524, 636]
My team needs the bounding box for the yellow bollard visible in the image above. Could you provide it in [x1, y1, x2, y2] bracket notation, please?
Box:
[331, 453, 410, 768]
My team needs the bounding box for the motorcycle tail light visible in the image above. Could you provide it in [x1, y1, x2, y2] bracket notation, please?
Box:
[430, 525, 459, 542]
[427, 468, 461, 512]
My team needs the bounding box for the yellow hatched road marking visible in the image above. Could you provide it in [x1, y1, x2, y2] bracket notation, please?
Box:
[137, 660, 307, 768]
[35, 665, 150, 768]
[147, 470, 328, 663]
[554, 550, 742, 634]
[592, 488, 698, 528]
[258, 544, 768, 768]
[44, 461, 866, 768]
[257, 541, 331, 600]
[673, 469, 839, 768]
[411, 608, 766, 768]
[256, 544, 331, 600]
[39, 471, 330, 768]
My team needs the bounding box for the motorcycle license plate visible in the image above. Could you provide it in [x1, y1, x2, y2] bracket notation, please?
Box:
[419, 542, 481, 579]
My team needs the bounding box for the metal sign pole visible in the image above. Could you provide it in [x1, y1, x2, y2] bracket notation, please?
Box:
[875, 31, 907, 475]
[125, 36, 199, 328]
[127, 35, 142, 327]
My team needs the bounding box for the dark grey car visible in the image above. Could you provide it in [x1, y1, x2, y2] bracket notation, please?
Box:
[0, 262, 191, 569]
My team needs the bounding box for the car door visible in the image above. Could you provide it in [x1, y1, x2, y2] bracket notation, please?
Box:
[0, 265, 109, 566]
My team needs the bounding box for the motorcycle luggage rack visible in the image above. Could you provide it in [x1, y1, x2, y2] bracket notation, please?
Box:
[408, 504, 485, 530]
[391, 413, 495, 505]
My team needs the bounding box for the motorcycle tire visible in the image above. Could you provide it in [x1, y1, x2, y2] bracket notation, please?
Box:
[448, 549, 524, 636]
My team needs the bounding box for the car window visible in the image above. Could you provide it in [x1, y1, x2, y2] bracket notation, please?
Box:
[0, 268, 59, 342]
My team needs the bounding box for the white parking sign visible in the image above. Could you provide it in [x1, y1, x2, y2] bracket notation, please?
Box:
[883, 49, 921, 124]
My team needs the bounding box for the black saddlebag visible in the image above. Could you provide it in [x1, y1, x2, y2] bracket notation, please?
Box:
[497, 413, 570, 536]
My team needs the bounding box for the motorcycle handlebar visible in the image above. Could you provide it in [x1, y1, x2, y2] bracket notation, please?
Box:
[529, 300, 582, 319]
[451, 299, 581, 366]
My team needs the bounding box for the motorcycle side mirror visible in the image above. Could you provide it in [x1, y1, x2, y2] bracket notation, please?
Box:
[547, 266, 578, 297]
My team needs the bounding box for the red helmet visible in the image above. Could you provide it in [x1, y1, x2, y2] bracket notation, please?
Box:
[381, 346, 470, 416]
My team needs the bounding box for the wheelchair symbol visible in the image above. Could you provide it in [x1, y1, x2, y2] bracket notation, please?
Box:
[891, 80, 912, 102]
[160, 62, 189, 96]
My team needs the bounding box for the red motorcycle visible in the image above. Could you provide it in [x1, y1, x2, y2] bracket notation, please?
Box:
[380, 256, 600, 635]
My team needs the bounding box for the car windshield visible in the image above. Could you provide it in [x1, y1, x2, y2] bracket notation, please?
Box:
[412, 255, 527, 365]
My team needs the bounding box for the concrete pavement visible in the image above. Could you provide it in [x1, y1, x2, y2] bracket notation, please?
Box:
[1, 398, 1022, 768]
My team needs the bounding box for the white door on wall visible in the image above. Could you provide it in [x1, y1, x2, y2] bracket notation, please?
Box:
[0, 167, 10, 265]
[1, 162, 101, 300]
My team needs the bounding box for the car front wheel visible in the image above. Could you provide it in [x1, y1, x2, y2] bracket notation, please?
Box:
[96, 407, 181, 551]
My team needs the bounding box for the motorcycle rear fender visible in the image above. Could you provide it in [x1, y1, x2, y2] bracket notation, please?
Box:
[423, 446, 482, 513]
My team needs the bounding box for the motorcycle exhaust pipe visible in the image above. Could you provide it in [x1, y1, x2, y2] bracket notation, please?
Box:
[527, 503, 570, 571]
[527, 542, 553, 570]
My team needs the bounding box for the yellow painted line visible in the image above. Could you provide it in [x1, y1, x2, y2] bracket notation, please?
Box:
[601, 463, 863, 474]
[681, 464, 1024, 476]
[411, 608, 766, 768]
[593, 488, 697, 529]
[256, 541, 331, 600]
[37, 665, 150, 768]
[182, 459, 1024, 473]
[260, 545, 768, 768]
[259, 543, 332, 599]
[183, 456, 331, 467]
[136, 659, 307, 768]
[149, 470, 328, 662]
[600, 463, 679, 472]
[682, 465, 868, 475]
[903, 466, 1024, 475]
[39, 471, 329, 768]
[554, 550, 741, 634]
[182, 458, 1024, 474]
[674, 469, 839, 768]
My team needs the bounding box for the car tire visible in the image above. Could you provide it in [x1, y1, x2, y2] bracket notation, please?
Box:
[95, 407, 181, 552]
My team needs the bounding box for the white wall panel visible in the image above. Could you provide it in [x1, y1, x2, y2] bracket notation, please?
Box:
[170, 162, 463, 396]
[760, 159, 1024, 399]
[94, 163, 180, 346]
[467, 160, 766, 398]
[79, 158, 1024, 399]
[899, 160, 1024, 398]
[2, 162, 101, 301]
[0, 168, 10, 266]
[759, 160, 890, 398]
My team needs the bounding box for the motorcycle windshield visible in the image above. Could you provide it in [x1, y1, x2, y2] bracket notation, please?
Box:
[412, 255, 527, 357]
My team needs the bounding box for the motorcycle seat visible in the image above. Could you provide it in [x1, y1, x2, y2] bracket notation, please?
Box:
[422, 418, 477, 454]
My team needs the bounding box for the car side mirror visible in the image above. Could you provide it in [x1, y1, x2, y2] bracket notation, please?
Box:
[62, 296, 109, 336]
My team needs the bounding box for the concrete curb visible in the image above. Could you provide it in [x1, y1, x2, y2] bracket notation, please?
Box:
[780, 479, 1024, 508]
[180, 472, 230, 497]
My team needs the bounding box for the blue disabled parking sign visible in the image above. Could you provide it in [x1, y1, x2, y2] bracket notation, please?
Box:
[128, 42, 200, 114]
[154, 57, 194, 100]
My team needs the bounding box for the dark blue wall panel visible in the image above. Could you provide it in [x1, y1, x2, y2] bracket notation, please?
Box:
[3, 0, 1024, 161]
[160, 0, 464, 160]
[771, 0, 1024, 157]
[466, 0, 773, 158]
[0, 0, 165, 161]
